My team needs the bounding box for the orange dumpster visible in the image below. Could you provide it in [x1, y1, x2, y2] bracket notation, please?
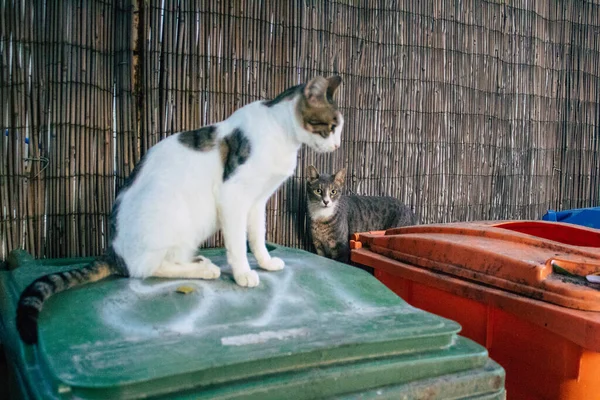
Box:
[350, 221, 600, 400]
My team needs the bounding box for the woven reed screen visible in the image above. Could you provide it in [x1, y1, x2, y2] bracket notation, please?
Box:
[2, 0, 599, 260]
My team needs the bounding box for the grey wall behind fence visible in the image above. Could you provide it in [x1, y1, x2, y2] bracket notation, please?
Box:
[2, 0, 599, 260]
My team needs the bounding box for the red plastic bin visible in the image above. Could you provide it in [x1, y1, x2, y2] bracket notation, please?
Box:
[350, 221, 600, 400]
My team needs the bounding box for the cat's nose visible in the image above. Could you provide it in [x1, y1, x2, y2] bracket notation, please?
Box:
[323, 200, 330, 206]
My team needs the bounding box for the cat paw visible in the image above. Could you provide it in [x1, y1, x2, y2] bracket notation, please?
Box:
[234, 270, 260, 287]
[259, 257, 285, 271]
[192, 256, 221, 279]
[199, 264, 221, 279]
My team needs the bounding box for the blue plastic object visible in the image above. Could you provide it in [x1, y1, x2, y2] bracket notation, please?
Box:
[542, 207, 600, 229]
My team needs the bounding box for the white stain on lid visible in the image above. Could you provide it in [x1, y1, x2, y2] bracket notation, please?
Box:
[587, 274, 600, 283]
[221, 328, 309, 346]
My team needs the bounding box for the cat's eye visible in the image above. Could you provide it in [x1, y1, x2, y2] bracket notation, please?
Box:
[330, 124, 337, 132]
[331, 189, 337, 195]
[315, 189, 322, 194]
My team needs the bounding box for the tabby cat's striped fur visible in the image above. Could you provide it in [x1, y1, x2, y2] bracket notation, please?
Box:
[307, 166, 417, 262]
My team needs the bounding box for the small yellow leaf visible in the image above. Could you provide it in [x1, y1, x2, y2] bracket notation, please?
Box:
[176, 285, 196, 294]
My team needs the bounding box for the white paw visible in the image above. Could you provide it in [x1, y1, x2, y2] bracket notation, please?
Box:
[234, 270, 260, 287]
[192, 256, 221, 279]
[199, 264, 221, 280]
[259, 257, 285, 271]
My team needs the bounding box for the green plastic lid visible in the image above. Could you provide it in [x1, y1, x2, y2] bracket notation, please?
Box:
[0, 246, 504, 399]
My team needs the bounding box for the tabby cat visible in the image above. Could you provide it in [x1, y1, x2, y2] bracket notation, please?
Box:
[307, 166, 416, 262]
[16, 76, 344, 344]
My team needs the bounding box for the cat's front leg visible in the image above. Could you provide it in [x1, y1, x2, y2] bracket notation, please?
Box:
[220, 198, 259, 287]
[312, 238, 326, 257]
[248, 201, 285, 272]
[331, 242, 350, 263]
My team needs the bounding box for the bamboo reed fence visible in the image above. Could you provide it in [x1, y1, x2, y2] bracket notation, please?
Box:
[2, 0, 599, 261]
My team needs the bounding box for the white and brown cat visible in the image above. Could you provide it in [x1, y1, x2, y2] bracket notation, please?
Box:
[17, 76, 344, 344]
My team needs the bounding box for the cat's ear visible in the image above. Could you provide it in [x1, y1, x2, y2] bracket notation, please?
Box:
[307, 165, 320, 181]
[304, 76, 342, 105]
[326, 75, 342, 99]
[304, 77, 329, 105]
[334, 168, 347, 186]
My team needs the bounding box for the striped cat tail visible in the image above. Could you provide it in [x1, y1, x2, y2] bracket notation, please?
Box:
[16, 259, 120, 344]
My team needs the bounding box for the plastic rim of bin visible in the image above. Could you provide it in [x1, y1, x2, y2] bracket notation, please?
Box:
[350, 221, 600, 312]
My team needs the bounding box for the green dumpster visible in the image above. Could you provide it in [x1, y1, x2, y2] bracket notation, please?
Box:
[0, 245, 505, 399]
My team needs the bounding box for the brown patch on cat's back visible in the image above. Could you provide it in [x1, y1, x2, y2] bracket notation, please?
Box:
[219, 140, 229, 165]
[178, 125, 218, 151]
[221, 128, 252, 181]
